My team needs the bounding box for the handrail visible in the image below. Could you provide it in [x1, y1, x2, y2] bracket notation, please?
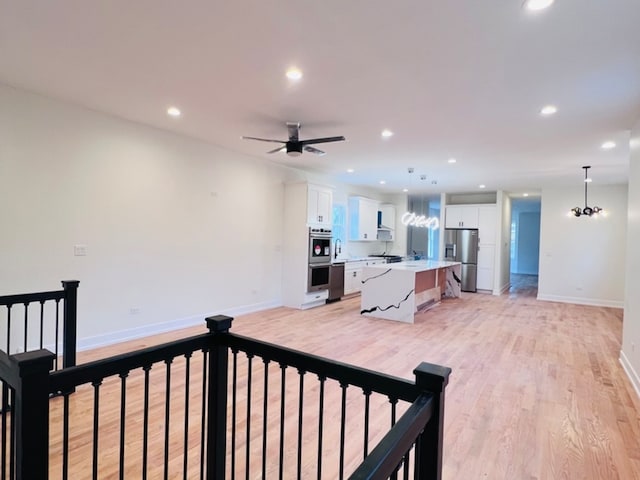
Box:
[348, 393, 434, 479]
[48, 332, 213, 393]
[0, 290, 65, 306]
[225, 333, 419, 402]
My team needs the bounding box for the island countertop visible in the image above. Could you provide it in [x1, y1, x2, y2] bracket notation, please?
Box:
[360, 260, 462, 323]
[364, 259, 461, 272]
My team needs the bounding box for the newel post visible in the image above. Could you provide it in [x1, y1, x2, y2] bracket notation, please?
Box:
[205, 315, 233, 480]
[61, 280, 79, 369]
[12, 349, 56, 479]
[413, 361, 452, 480]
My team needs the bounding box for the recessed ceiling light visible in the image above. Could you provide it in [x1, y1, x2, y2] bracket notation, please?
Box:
[601, 141, 616, 150]
[525, 0, 554, 11]
[479, 184, 486, 189]
[448, 158, 457, 164]
[286, 67, 303, 81]
[381, 129, 394, 138]
[540, 105, 557, 116]
[167, 107, 181, 117]
[403, 188, 409, 193]
[346, 168, 354, 173]
[523, 193, 529, 197]
[379, 180, 386, 185]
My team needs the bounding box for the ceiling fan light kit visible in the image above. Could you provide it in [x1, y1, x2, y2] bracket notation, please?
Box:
[570, 166, 604, 218]
[242, 122, 345, 157]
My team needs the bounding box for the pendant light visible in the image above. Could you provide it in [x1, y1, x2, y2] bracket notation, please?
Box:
[570, 166, 603, 217]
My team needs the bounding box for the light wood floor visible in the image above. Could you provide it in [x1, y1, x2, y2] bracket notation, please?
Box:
[70, 276, 640, 479]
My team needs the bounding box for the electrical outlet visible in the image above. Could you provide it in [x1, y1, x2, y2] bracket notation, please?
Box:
[74, 244, 87, 256]
[129, 307, 140, 315]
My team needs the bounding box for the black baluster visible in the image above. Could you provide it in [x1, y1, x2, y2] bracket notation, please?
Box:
[119, 371, 129, 480]
[363, 389, 371, 459]
[54, 299, 61, 370]
[262, 358, 270, 480]
[339, 382, 348, 480]
[164, 358, 173, 480]
[297, 369, 306, 480]
[1, 382, 8, 480]
[62, 393, 70, 480]
[231, 349, 238, 480]
[245, 353, 254, 480]
[278, 364, 287, 480]
[39, 300, 44, 349]
[92, 380, 102, 480]
[390, 397, 398, 480]
[183, 352, 192, 480]
[317, 375, 326, 480]
[142, 365, 151, 480]
[199, 350, 208, 480]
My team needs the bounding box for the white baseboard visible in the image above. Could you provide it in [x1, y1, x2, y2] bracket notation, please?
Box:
[536, 293, 624, 309]
[494, 283, 510, 296]
[71, 299, 282, 353]
[620, 350, 640, 400]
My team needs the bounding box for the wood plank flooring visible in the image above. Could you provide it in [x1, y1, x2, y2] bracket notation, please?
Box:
[67, 275, 640, 479]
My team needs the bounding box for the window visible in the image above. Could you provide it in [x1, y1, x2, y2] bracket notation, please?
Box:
[332, 203, 346, 257]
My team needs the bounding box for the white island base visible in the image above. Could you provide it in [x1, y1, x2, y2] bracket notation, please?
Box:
[360, 260, 462, 323]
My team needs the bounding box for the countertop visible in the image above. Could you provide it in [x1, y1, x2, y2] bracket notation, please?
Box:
[363, 260, 461, 272]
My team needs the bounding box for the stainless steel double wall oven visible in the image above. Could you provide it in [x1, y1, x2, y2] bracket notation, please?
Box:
[308, 227, 332, 291]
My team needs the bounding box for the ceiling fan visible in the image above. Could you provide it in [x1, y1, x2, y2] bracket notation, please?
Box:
[242, 122, 345, 156]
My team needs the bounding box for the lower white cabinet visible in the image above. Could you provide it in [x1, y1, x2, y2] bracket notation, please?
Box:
[344, 259, 386, 295]
[477, 244, 495, 291]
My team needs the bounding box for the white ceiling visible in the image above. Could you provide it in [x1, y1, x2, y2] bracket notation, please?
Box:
[2, 1, 639, 194]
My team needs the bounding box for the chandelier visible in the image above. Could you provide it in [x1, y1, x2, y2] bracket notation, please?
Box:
[570, 166, 603, 217]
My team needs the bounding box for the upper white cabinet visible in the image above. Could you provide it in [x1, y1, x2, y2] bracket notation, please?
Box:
[307, 184, 332, 227]
[445, 205, 479, 229]
[349, 196, 379, 241]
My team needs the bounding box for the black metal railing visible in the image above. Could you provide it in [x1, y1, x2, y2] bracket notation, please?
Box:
[0, 314, 451, 479]
[0, 281, 79, 370]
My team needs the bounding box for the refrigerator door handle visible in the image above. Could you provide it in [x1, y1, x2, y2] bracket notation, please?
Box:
[453, 244, 457, 258]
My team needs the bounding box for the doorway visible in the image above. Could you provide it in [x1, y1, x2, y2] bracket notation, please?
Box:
[510, 197, 541, 296]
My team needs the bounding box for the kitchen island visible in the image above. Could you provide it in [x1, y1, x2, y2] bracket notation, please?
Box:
[360, 260, 462, 323]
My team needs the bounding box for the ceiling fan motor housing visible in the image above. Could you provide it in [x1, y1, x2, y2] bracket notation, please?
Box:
[287, 142, 303, 156]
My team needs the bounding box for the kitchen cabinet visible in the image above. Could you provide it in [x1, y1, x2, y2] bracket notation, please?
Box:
[307, 184, 332, 227]
[477, 206, 497, 244]
[344, 259, 386, 295]
[349, 196, 379, 241]
[377, 204, 396, 241]
[445, 205, 479, 229]
[477, 244, 495, 290]
[282, 182, 333, 309]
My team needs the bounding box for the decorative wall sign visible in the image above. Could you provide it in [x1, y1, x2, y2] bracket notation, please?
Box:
[401, 212, 440, 229]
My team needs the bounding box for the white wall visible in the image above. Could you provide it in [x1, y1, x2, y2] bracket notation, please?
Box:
[621, 116, 640, 397]
[538, 184, 628, 307]
[494, 191, 511, 295]
[0, 84, 291, 350]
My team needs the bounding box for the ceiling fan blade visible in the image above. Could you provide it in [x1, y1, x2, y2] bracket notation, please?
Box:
[286, 122, 300, 141]
[242, 136, 286, 144]
[267, 145, 287, 154]
[303, 145, 326, 156]
[300, 136, 346, 146]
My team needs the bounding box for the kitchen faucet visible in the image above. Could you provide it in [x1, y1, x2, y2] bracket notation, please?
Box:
[334, 238, 342, 259]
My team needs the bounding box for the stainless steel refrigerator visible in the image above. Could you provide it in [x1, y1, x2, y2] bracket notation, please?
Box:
[444, 229, 478, 292]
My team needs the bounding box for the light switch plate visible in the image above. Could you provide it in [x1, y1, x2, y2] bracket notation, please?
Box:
[74, 244, 87, 256]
